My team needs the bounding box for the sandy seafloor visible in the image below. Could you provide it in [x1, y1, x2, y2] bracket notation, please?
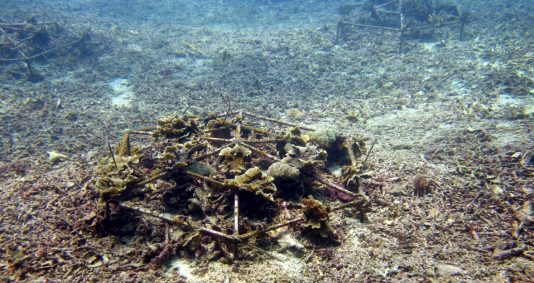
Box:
[0, 0, 533, 282]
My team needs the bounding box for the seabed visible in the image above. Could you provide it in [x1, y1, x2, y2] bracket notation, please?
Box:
[0, 0, 532, 282]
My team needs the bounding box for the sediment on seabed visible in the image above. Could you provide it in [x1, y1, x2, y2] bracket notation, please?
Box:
[0, 0, 532, 282]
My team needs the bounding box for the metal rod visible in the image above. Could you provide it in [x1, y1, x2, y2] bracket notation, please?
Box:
[185, 171, 226, 187]
[199, 227, 241, 242]
[107, 140, 118, 170]
[240, 142, 280, 161]
[345, 139, 357, 167]
[347, 0, 398, 20]
[119, 202, 190, 228]
[244, 112, 315, 131]
[235, 110, 242, 140]
[194, 142, 235, 161]
[210, 111, 240, 119]
[0, 26, 29, 60]
[138, 171, 167, 186]
[399, 0, 405, 54]
[0, 21, 56, 27]
[233, 110, 243, 258]
[128, 131, 153, 135]
[203, 138, 286, 147]
[406, 21, 460, 31]
[238, 199, 366, 240]
[243, 139, 289, 144]
[234, 194, 239, 236]
[238, 216, 304, 240]
[0, 39, 81, 62]
[350, 23, 401, 31]
[362, 139, 376, 168]
[203, 137, 234, 143]
[460, 19, 465, 41]
[313, 174, 360, 198]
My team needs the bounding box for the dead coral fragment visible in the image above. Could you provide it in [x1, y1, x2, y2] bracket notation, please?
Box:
[301, 196, 337, 239]
[267, 162, 300, 180]
[302, 196, 329, 229]
[116, 132, 131, 157]
[93, 154, 144, 200]
[95, 174, 139, 201]
[413, 175, 431, 196]
[226, 167, 277, 201]
[309, 128, 339, 148]
[286, 127, 310, 145]
[341, 164, 362, 189]
[47, 151, 68, 164]
[153, 115, 199, 139]
[284, 144, 328, 171]
[207, 118, 233, 140]
[218, 144, 252, 174]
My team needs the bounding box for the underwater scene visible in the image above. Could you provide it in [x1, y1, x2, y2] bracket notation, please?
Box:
[0, 0, 532, 282]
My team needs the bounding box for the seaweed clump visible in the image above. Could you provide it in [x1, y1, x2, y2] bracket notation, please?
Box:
[88, 111, 371, 265]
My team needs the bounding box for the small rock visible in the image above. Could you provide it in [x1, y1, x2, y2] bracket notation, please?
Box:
[436, 264, 465, 276]
[47, 151, 68, 164]
[511, 152, 522, 159]
[267, 162, 300, 180]
[277, 232, 305, 256]
[491, 185, 504, 198]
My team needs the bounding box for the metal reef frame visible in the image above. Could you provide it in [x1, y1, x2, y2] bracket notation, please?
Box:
[336, 0, 467, 54]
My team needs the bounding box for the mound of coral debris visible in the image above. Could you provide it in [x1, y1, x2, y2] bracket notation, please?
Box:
[87, 111, 370, 265]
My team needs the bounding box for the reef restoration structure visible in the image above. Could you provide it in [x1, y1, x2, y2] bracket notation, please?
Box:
[336, 0, 467, 53]
[89, 110, 371, 264]
[0, 14, 96, 81]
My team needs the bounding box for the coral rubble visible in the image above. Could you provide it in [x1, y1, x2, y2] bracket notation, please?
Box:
[89, 111, 370, 264]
